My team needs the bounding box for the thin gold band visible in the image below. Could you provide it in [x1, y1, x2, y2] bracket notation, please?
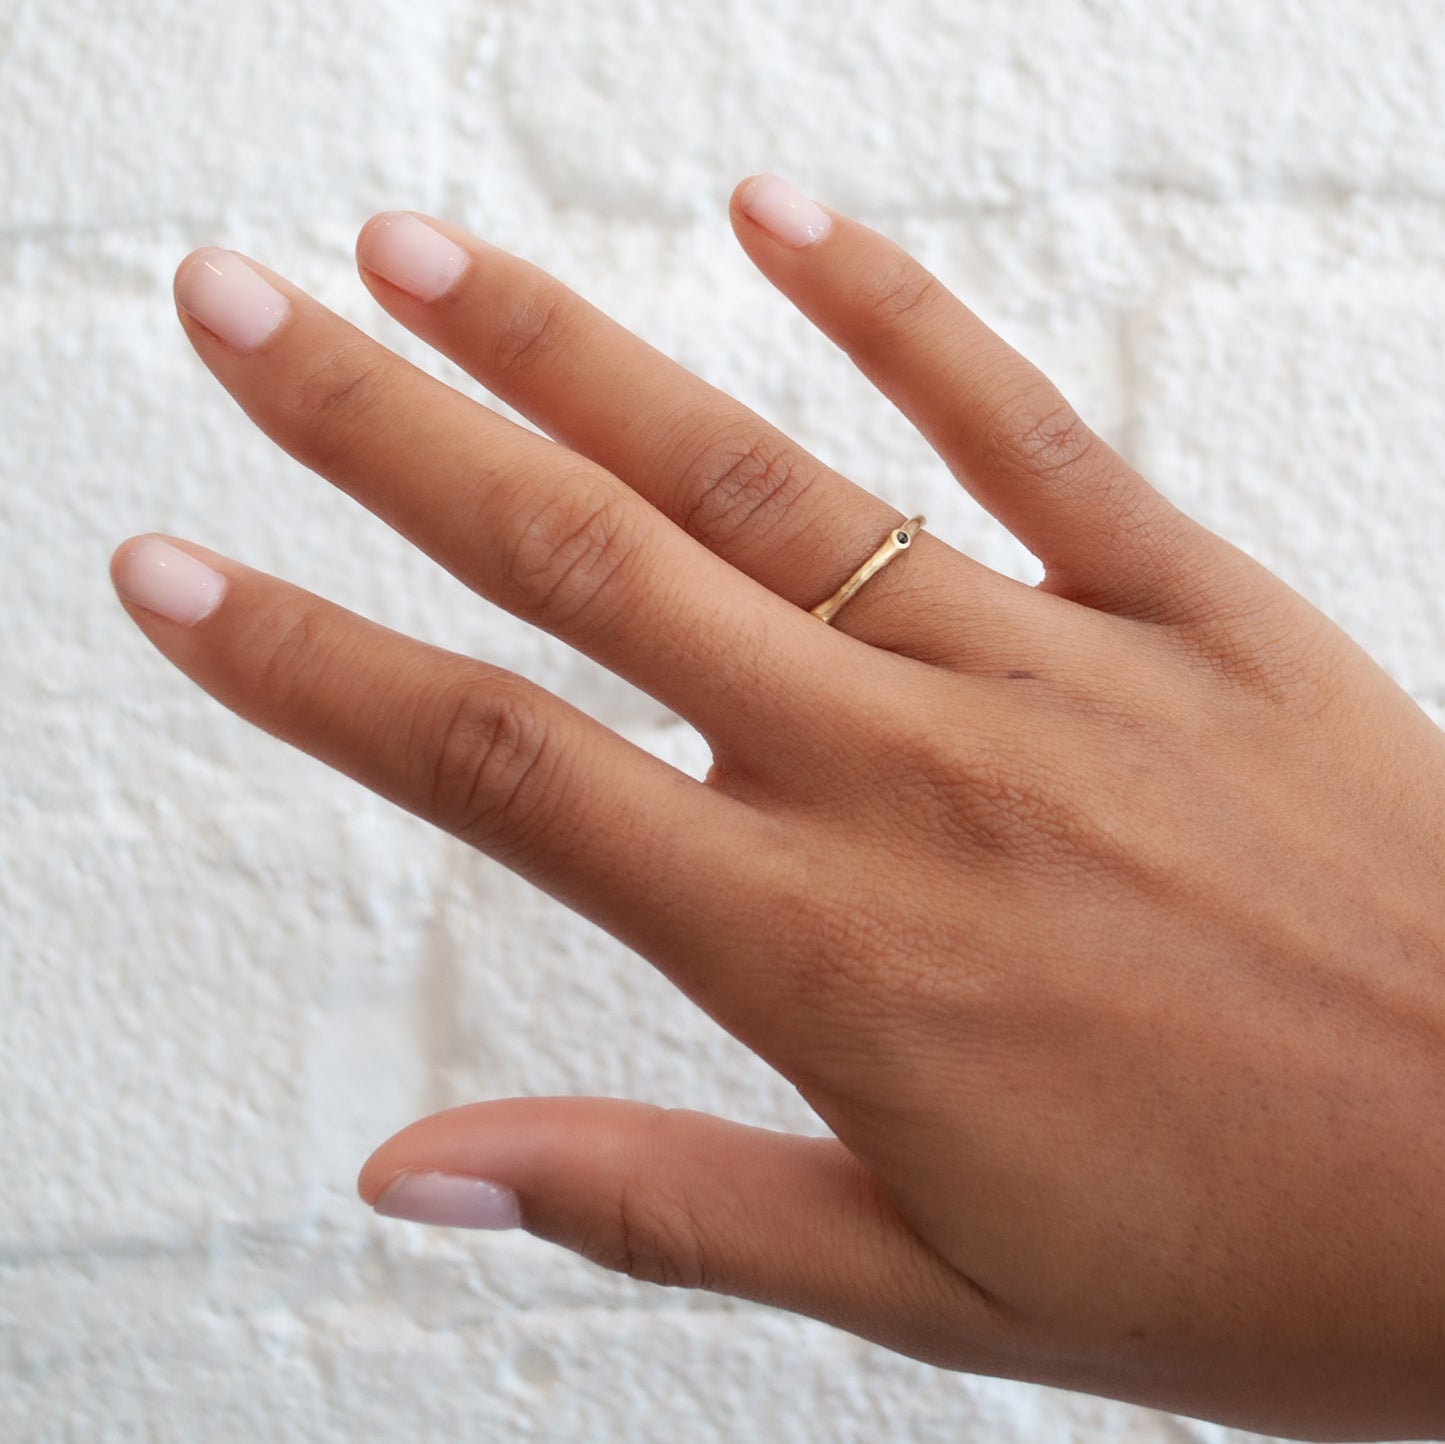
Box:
[809, 516, 925, 624]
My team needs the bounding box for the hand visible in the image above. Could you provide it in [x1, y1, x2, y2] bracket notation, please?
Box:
[111, 176, 1445, 1439]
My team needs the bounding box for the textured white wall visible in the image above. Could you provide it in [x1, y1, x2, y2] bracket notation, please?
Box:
[4, 1, 1443, 1439]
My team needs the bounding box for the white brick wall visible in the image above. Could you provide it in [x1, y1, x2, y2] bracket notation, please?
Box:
[3, 2, 1440, 1439]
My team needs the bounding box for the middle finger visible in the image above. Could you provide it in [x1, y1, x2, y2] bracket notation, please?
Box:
[172, 246, 827, 764]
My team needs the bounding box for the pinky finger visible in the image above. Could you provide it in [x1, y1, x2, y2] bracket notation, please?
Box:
[730, 176, 1210, 622]
[108, 534, 752, 965]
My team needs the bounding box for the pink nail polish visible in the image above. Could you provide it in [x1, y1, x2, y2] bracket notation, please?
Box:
[174, 248, 289, 352]
[373, 1172, 522, 1230]
[739, 175, 833, 249]
[112, 536, 227, 626]
[358, 213, 469, 302]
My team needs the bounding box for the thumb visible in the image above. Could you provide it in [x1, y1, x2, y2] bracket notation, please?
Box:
[357, 1096, 1011, 1369]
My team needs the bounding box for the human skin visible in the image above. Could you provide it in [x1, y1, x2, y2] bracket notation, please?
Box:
[110, 176, 1445, 1438]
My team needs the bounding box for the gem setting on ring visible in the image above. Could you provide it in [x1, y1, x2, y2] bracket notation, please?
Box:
[808, 515, 926, 625]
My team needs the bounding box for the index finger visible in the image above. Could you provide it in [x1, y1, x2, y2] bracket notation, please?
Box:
[108, 534, 777, 995]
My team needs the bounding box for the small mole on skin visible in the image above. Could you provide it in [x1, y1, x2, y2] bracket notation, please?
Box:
[1006, 669, 1037, 680]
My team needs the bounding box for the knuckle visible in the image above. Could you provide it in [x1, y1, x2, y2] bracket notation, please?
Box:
[786, 881, 927, 1008]
[500, 478, 638, 630]
[882, 724, 1091, 868]
[992, 390, 1102, 481]
[489, 283, 575, 381]
[426, 677, 557, 854]
[859, 255, 946, 330]
[1171, 585, 1349, 708]
[581, 1120, 713, 1291]
[290, 340, 396, 456]
[616, 1187, 713, 1291]
[674, 423, 819, 554]
[252, 597, 334, 702]
[958, 763, 1082, 860]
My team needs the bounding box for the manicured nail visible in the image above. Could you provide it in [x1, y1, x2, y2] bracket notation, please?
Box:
[373, 1172, 521, 1230]
[112, 536, 227, 626]
[739, 174, 832, 249]
[174, 248, 289, 352]
[358, 212, 469, 302]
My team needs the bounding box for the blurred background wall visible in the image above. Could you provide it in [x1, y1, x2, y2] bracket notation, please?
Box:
[3, 1, 1442, 1439]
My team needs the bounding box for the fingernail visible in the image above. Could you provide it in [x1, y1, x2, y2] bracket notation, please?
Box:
[112, 536, 227, 626]
[175, 248, 289, 352]
[373, 1172, 522, 1230]
[739, 174, 832, 249]
[358, 212, 469, 302]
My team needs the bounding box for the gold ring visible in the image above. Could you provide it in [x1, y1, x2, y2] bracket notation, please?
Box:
[809, 516, 925, 624]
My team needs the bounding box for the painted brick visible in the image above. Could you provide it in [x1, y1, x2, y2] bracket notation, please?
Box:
[4, 1, 1442, 1439]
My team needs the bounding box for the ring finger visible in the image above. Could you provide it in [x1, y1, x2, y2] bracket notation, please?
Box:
[352, 208, 1043, 667]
